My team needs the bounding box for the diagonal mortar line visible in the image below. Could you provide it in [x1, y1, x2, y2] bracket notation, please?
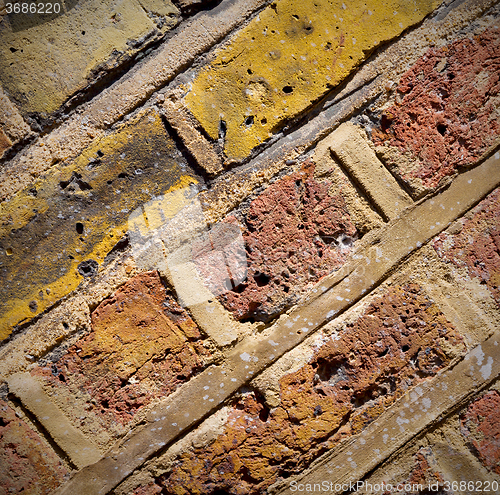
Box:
[8, 372, 103, 470]
[270, 327, 500, 495]
[52, 149, 500, 494]
[0, 0, 269, 203]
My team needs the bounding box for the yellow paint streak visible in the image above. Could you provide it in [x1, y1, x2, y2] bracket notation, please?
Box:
[0, 109, 197, 340]
[185, 0, 440, 160]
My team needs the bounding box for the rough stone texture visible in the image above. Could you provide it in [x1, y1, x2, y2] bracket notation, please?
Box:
[0, 400, 69, 494]
[0, 0, 268, 204]
[461, 390, 500, 474]
[157, 283, 464, 494]
[31, 272, 210, 431]
[0, 109, 199, 340]
[0, 86, 32, 157]
[185, 0, 439, 160]
[433, 187, 500, 306]
[373, 26, 500, 197]
[0, 0, 180, 119]
[212, 161, 358, 323]
[162, 100, 223, 175]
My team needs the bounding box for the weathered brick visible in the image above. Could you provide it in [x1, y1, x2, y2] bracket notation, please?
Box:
[0, 109, 199, 340]
[0, 400, 69, 494]
[185, 0, 439, 160]
[0, 0, 179, 119]
[157, 284, 464, 494]
[433, 187, 500, 305]
[373, 26, 500, 197]
[31, 272, 210, 430]
[208, 161, 358, 323]
[461, 390, 500, 474]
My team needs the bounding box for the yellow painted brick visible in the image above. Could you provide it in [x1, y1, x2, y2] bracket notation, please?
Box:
[185, 0, 440, 160]
[0, 109, 198, 340]
[0, 0, 179, 116]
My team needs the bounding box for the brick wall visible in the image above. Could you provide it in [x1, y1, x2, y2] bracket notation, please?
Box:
[0, 0, 499, 494]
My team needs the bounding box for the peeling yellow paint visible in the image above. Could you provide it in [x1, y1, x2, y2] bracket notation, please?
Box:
[0, 109, 198, 340]
[185, 0, 440, 160]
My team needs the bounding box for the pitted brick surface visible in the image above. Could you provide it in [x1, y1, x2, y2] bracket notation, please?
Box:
[157, 284, 464, 494]
[461, 390, 500, 474]
[433, 187, 500, 305]
[373, 27, 500, 196]
[212, 162, 358, 323]
[185, 0, 439, 160]
[0, 400, 69, 494]
[32, 272, 210, 427]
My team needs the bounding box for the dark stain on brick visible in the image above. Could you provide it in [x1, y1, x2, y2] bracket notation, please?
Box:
[158, 284, 464, 494]
[461, 390, 500, 474]
[214, 162, 358, 323]
[433, 188, 500, 305]
[0, 400, 68, 494]
[373, 27, 500, 192]
[32, 272, 210, 426]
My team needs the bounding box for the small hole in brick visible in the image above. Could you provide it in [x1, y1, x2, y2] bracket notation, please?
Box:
[96, 150, 104, 157]
[63, 322, 69, 330]
[232, 283, 246, 294]
[282, 85, 293, 94]
[118, 172, 127, 179]
[292, 14, 299, 20]
[76, 222, 84, 235]
[81, 30, 85, 35]
[9, 47, 17, 53]
[402, 344, 410, 352]
[247, 68, 253, 74]
[29, 300, 38, 312]
[78, 259, 99, 278]
[437, 124, 447, 135]
[5, 247, 13, 256]
[0, 417, 7, 426]
[254, 272, 270, 287]
[58, 373, 66, 382]
[261, 117, 267, 125]
[245, 115, 254, 126]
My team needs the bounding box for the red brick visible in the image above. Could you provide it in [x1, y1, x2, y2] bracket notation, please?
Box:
[0, 400, 68, 494]
[210, 161, 358, 323]
[461, 390, 500, 474]
[157, 284, 464, 494]
[433, 187, 500, 305]
[373, 27, 500, 194]
[32, 272, 210, 427]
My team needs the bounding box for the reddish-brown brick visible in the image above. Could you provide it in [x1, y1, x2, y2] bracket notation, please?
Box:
[32, 272, 210, 427]
[433, 187, 500, 305]
[461, 390, 500, 474]
[157, 284, 464, 494]
[373, 27, 500, 194]
[209, 162, 358, 323]
[0, 400, 69, 494]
